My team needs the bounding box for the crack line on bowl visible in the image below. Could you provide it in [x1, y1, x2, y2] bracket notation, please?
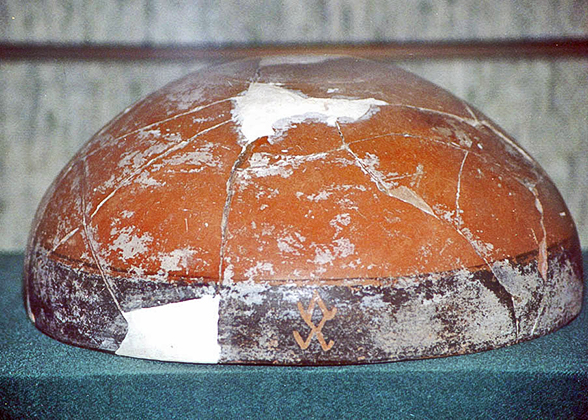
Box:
[218, 64, 263, 285]
[337, 122, 436, 218]
[80, 158, 124, 315]
[83, 98, 235, 162]
[49, 226, 80, 254]
[455, 150, 469, 227]
[338, 120, 521, 336]
[88, 119, 231, 221]
[218, 141, 255, 285]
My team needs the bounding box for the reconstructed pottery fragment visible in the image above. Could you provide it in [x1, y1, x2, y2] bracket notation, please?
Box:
[24, 56, 584, 365]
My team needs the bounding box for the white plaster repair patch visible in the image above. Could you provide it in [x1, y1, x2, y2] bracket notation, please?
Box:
[116, 296, 220, 363]
[232, 83, 387, 145]
[387, 185, 436, 217]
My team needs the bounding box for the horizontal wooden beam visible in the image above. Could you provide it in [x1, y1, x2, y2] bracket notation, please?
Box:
[1, 38, 587, 62]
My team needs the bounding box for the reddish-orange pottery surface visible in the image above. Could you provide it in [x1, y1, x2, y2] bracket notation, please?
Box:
[24, 56, 583, 364]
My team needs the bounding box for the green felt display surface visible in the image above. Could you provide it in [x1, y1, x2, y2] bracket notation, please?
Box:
[1, 253, 587, 419]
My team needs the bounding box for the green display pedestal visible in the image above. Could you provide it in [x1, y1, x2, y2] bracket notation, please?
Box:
[1, 253, 587, 419]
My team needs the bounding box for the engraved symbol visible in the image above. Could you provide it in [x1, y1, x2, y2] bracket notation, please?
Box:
[293, 290, 337, 351]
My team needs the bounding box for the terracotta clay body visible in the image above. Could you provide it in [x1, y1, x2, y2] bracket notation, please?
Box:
[25, 56, 583, 364]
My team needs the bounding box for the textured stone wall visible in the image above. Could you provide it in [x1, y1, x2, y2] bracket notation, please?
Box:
[2, 0, 586, 42]
[1, 0, 587, 250]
